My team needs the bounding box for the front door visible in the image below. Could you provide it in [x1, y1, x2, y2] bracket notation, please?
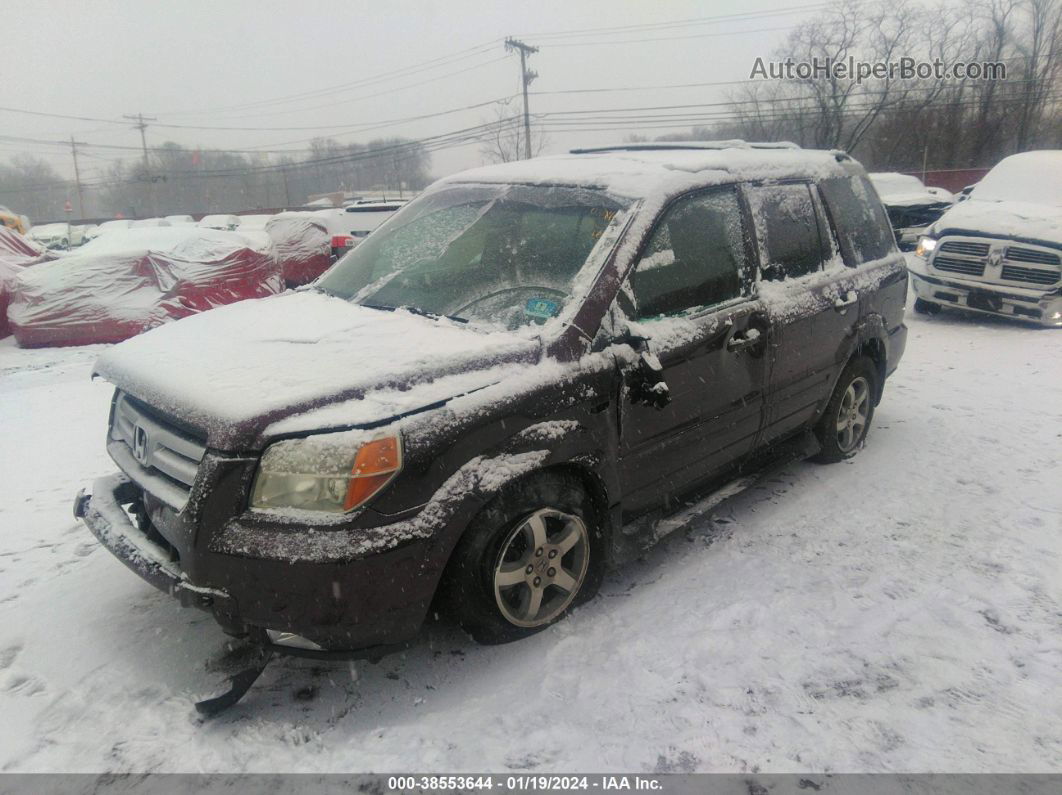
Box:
[617, 186, 770, 519]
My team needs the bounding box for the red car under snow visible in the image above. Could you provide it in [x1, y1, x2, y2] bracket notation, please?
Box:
[7, 227, 282, 347]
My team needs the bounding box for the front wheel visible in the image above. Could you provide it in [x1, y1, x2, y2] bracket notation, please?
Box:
[813, 357, 878, 463]
[438, 471, 603, 644]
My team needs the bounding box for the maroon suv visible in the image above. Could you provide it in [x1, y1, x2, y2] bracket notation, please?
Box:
[76, 142, 907, 660]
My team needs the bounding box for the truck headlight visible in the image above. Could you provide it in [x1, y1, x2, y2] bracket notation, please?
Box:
[915, 236, 937, 258]
[250, 431, 402, 513]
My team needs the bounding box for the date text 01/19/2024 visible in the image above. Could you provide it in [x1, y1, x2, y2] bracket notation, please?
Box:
[386, 776, 664, 791]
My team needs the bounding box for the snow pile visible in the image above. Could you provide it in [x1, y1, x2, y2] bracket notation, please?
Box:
[265, 212, 333, 286]
[7, 227, 282, 348]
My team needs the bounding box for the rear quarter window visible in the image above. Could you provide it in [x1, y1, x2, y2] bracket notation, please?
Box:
[818, 175, 896, 266]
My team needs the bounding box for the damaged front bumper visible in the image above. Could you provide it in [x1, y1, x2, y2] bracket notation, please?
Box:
[909, 265, 1062, 327]
[75, 473, 432, 659]
[75, 474, 231, 611]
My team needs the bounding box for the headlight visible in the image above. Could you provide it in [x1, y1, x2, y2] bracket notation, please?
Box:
[250, 431, 402, 513]
[915, 236, 937, 257]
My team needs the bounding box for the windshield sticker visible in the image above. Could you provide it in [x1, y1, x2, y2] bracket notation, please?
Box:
[525, 298, 560, 319]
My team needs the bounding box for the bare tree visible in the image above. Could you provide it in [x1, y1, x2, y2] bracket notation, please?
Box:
[479, 100, 547, 163]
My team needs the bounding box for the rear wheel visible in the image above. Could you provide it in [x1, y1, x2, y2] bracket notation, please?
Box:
[813, 357, 878, 463]
[914, 297, 941, 315]
[439, 471, 603, 644]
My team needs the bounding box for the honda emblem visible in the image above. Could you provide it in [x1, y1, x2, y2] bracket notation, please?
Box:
[132, 424, 149, 464]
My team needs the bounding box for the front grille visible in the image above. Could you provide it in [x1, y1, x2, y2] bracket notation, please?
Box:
[939, 240, 990, 257]
[110, 392, 206, 509]
[933, 255, 985, 277]
[1000, 265, 1060, 286]
[1006, 246, 1061, 267]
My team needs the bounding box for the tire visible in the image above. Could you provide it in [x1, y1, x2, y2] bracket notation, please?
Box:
[914, 297, 941, 315]
[813, 357, 878, 464]
[438, 470, 604, 645]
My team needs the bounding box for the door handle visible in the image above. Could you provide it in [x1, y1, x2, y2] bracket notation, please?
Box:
[833, 291, 858, 312]
[726, 329, 763, 352]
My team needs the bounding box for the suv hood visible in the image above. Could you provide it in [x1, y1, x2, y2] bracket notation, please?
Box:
[931, 198, 1062, 246]
[94, 291, 541, 450]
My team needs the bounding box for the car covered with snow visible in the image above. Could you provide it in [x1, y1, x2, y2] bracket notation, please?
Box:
[869, 173, 954, 251]
[0, 226, 51, 339]
[7, 227, 283, 347]
[197, 214, 241, 231]
[264, 211, 332, 286]
[28, 222, 75, 250]
[908, 151, 1062, 326]
[327, 200, 407, 257]
[87, 219, 133, 240]
[75, 142, 907, 683]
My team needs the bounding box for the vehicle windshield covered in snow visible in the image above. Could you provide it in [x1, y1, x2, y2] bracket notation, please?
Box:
[316, 184, 629, 329]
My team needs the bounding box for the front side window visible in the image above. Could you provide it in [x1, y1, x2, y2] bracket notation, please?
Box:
[316, 184, 628, 330]
[747, 183, 827, 281]
[629, 187, 749, 319]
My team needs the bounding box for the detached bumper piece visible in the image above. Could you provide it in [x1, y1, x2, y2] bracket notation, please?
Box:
[75, 474, 229, 611]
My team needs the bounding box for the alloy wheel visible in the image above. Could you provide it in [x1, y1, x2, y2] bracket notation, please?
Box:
[493, 508, 590, 628]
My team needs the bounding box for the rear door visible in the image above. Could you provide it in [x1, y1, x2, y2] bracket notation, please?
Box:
[618, 186, 770, 518]
[745, 182, 862, 445]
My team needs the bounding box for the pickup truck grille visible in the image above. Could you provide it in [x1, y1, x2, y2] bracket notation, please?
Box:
[109, 392, 206, 510]
[931, 236, 1061, 289]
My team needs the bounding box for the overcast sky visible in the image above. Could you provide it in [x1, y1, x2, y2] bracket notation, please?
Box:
[3, 0, 818, 183]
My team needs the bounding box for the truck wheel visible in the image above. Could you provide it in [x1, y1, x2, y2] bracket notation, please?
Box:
[440, 471, 603, 644]
[813, 357, 878, 463]
[914, 298, 941, 315]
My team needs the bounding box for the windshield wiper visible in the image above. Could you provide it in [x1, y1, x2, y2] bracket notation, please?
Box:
[361, 303, 468, 324]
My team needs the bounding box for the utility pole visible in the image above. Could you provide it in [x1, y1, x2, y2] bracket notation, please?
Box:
[69, 135, 86, 219]
[124, 113, 157, 216]
[123, 112, 157, 171]
[505, 38, 538, 160]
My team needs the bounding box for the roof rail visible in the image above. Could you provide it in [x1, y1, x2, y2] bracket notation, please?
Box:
[570, 140, 801, 154]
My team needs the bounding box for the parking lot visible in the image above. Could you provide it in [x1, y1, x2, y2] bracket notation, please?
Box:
[1, 283, 1059, 773]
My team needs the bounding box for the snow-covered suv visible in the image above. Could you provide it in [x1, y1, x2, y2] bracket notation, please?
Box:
[909, 151, 1062, 326]
[75, 142, 907, 693]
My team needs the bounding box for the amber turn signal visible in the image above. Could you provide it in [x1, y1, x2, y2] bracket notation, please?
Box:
[343, 435, 403, 511]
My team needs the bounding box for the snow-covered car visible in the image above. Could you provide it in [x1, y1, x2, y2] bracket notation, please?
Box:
[130, 217, 172, 229]
[236, 214, 274, 231]
[869, 173, 954, 251]
[73, 223, 99, 244]
[88, 219, 134, 240]
[197, 214, 240, 231]
[74, 142, 907, 700]
[909, 150, 1062, 326]
[264, 211, 332, 286]
[7, 227, 283, 347]
[164, 214, 196, 226]
[28, 222, 74, 250]
[0, 226, 51, 338]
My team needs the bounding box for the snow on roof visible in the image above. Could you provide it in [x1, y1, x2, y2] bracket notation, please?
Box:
[439, 145, 852, 200]
[971, 150, 1062, 206]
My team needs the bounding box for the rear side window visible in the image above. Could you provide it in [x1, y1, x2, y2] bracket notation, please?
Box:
[747, 184, 826, 281]
[630, 187, 749, 318]
[818, 175, 895, 265]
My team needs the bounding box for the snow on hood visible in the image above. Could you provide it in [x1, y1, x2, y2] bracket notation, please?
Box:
[93, 290, 540, 450]
[930, 197, 1062, 244]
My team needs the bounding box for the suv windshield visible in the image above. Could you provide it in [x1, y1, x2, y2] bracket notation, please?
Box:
[316, 184, 628, 329]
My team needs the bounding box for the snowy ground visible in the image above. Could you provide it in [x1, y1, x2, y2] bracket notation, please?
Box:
[0, 291, 1060, 773]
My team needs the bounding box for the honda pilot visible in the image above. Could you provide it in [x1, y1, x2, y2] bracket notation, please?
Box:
[76, 142, 908, 662]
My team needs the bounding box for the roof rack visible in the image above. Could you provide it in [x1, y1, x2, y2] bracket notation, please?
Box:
[569, 140, 801, 154]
